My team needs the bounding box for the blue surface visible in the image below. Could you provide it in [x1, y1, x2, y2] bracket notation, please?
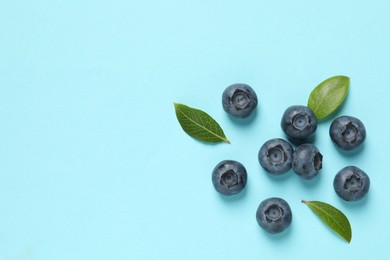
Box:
[1, 1, 389, 259]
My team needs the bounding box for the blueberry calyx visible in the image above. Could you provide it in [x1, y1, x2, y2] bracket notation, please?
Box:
[220, 170, 239, 188]
[343, 173, 363, 193]
[231, 90, 251, 111]
[313, 152, 323, 171]
[341, 122, 358, 144]
[267, 145, 287, 165]
[265, 205, 283, 223]
[292, 114, 310, 131]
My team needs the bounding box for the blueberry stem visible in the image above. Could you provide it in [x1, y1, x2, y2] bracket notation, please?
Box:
[301, 200, 308, 204]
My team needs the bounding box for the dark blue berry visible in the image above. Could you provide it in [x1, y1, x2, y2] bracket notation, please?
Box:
[281, 105, 317, 142]
[333, 166, 370, 201]
[258, 138, 294, 175]
[292, 144, 323, 180]
[222, 84, 258, 118]
[329, 116, 366, 151]
[212, 160, 247, 195]
[256, 197, 292, 234]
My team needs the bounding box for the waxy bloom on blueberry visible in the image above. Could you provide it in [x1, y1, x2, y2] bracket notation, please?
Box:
[334, 166, 370, 201]
[258, 138, 294, 175]
[330, 116, 366, 151]
[292, 144, 323, 180]
[212, 160, 247, 195]
[222, 84, 258, 118]
[281, 105, 317, 142]
[256, 197, 292, 234]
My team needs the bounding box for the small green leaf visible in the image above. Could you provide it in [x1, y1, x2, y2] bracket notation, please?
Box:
[308, 76, 350, 120]
[302, 200, 352, 243]
[174, 103, 230, 144]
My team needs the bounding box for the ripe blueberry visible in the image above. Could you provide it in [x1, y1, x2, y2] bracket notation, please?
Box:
[222, 84, 258, 118]
[212, 160, 247, 195]
[281, 105, 317, 143]
[329, 116, 366, 151]
[333, 166, 370, 201]
[292, 144, 323, 180]
[258, 138, 294, 175]
[256, 197, 292, 234]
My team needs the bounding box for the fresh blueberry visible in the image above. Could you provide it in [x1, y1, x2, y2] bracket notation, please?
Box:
[222, 84, 258, 118]
[212, 160, 247, 195]
[329, 116, 366, 151]
[333, 166, 370, 201]
[256, 197, 292, 234]
[258, 138, 294, 175]
[292, 144, 323, 180]
[281, 105, 317, 143]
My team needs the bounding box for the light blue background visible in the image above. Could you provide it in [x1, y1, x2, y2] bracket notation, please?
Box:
[1, 0, 389, 259]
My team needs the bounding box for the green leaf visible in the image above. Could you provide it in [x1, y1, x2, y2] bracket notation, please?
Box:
[174, 103, 230, 144]
[308, 75, 350, 120]
[302, 200, 352, 243]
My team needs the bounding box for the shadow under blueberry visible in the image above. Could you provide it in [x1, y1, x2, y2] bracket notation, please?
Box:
[339, 192, 370, 210]
[334, 143, 366, 158]
[263, 169, 293, 182]
[227, 108, 258, 126]
[298, 173, 323, 189]
[287, 134, 316, 147]
[218, 183, 248, 202]
[260, 223, 293, 241]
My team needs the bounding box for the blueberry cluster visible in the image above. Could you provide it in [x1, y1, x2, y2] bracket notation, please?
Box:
[212, 83, 370, 234]
[258, 105, 324, 180]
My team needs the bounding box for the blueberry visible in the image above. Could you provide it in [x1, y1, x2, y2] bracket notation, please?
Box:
[222, 84, 258, 118]
[329, 116, 366, 151]
[212, 160, 247, 195]
[256, 197, 292, 234]
[258, 138, 294, 175]
[333, 166, 370, 201]
[292, 144, 323, 180]
[281, 105, 317, 142]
